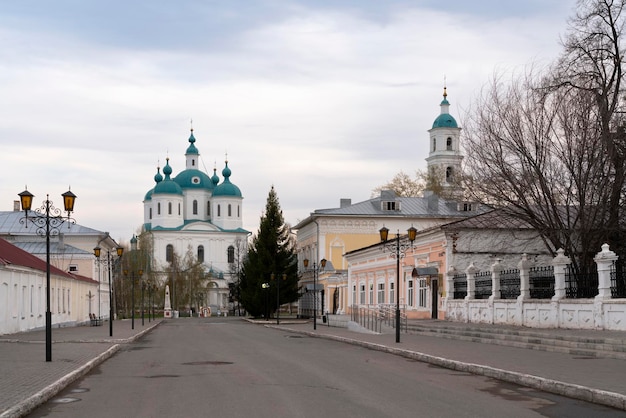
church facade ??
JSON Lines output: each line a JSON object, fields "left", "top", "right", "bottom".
{"left": 141, "top": 129, "right": 249, "bottom": 312}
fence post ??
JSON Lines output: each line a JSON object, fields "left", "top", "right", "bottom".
{"left": 465, "top": 262, "right": 479, "bottom": 300}
{"left": 517, "top": 254, "right": 531, "bottom": 300}
{"left": 489, "top": 258, "right": 503, "bottom": 301}
{"left": 446, "top": 266, "right": 456, "bottom": 300}
{"left": 551, "top": 248, "right": 570, "bottom": 301}
{"left": 594, "top": 243, "right": 618, "bottom": 300}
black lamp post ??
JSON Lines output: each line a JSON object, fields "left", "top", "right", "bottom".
{"left": 18, "top": 188, "right": 77, "bottom": 362}
{"left": 141, "top": 280, "right": 146, "bottom": 326}
{"left": 93, "top": 245, "right": 124, "bottom": 337}
{"left": 303, "top": 258, "right": 327, "bottom": 330}
{"left": 274, "top": 273, "right": 286, "bottom": 325}
{"left": 379, "top": 225, "right": 417, "bottom": 343}
{"left": 124, "top": 235, "right": 143, "bottom": 330}
{"left": 261, "top": 282, "right": 270, "bottom": 320}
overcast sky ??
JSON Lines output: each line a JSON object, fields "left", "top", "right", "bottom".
{"left": 0, "top": 0, "right": 577, "bottom": 244}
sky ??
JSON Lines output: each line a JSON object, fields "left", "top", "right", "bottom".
{"left": 0, "top": 0, "right": 577, "bottom": 245}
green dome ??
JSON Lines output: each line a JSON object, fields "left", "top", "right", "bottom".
{"left": 213, "top": 161, "right": 242, "bottom": 197}
{"left": 174, "top": 169, "right": 214, "bottom": 189}
{"left": 153, "top": 159, "right": 183, "bottom": 195}
{"left": 432, "top": 113, "right": 458, "bottom": 128}
{"left": 186, "top": 130, "right": 199, "bottom": 155}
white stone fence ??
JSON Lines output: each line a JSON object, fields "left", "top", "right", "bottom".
{"left": 444, "top": 244, "right": 626, "bottom": 330}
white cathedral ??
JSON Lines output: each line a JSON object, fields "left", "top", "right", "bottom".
{"left": 141, "top": 129, "right": 249, "bottom": 312}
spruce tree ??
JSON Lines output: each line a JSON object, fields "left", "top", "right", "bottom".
{"left": 240, "top": 186, "right": 298, "bottom": 318}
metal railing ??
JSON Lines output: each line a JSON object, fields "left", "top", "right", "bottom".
{"left": 529, "top": 266, "right": 555, "bottom": 299}
{"left": 565, "top": 265, "right": 598, "bottom": 298}
{"left": 474, "top": 271, "right": 492, "bottom": 299}
{"left": 350, "top": 304, "right": 407, "bottom": 334}
{"left": 610, "top": 260, "right": 626, "bottom": 298}
{"left": 453, "top": 273, "right": 467, "bottom": 299}
{"left": 500, "top": 269, "right": 520, "bottom": 299}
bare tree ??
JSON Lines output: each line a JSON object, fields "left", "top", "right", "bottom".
{"left": 463, "top": 0, "right": 626, "bottom": 268}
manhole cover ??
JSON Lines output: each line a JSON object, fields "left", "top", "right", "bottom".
{"left": 183, "top": 361, "right": 233, "bottom": 366}
{"left": 69, "top": 388, "right": 89, "bottom": 393}
{"left": 52, "top": 397, "right": 80, "bottom": 404}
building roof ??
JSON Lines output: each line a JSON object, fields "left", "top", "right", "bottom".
{"left": 440, "top": 209, "right": 533, "bottom": 231}
{"left": 0, "top": 237, "right": 96, "bottom": 283}
{"left": 212, "top": 161, "right": 242, "bottom": 197}
{"left": 0, "top": 211, "right": 105, "bottom": 236}
{"left": 12, "top": 241, "right": 91, "bottom": 256}
{"left": 294, "top": 191, "right": 486, "bottom": 229}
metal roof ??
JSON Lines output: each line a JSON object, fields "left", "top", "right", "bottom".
{"left": 0, "top": 211, "right": 105, "bottom": 236}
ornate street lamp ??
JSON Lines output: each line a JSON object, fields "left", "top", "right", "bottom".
{"left": 303, "top": 258, "right": 327, "bottom": 330}
{"left": 123, "top": 235, "right": 143, "bottom": 330}
{"left": 94, "top": 245, "right": 124, "bottom": 337}
{"left": 18, "top": 187, "right": 77, "bottom": 362}
{"left": 379, "top": 225, "right": 417, "bottom": 343}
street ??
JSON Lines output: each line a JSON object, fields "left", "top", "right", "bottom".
{"left": 29, "top": 318, "right": 623, "bottom": 417}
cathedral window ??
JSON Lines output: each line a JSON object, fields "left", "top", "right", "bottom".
{"left": 217, "top": 205, "right": 221, "bottom": 217}
{"left": 432, "top": 138, "right": 436, "bottom": 151}
{"left": 198, "top": 245, "right": 204, "bottom": 263}
{"left": 207, "top": 201, "right": 211, "bottom": 216}
{"left": 446, "top": 137, "right": 452, "bottom": 150}
{"left": 193, "top": 200, "right": 198, "bottom": 215}
{"left": 446, "top": 166, "right": 453, "bottom": 182}
{"left": 237, "top": 205, "right": 240, "bottom": 217}
{"left": 192, "top": 159, "right": 195, "bottom": 167}
{"left": 227, "top": 246, "right": 235, "bottom": 264}
{"left": 178, "top": 203, "right": 181, "bottom": 215}
{"left": 228, "top": 204, "right": 232, "bottom": 217}
{"left": 168, "top": 202, "right": 172, "bottom": 215}
{"left": 157, "top": 203, "right": 161, "bottom": 215}
{"left": 166, "top": 244, "right": 174, "bottom": 263}
{"left": 149, "top": 208, "right": 152, "bottom": 219}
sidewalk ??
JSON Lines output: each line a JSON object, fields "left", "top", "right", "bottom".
{"left": 0, "top": 318, "right": 161, "bottom": 418}
{"left": 2, "top": 318, "right": 626, "bottom": 416}
{"left": 270, "top": 320, "right": 626, "bottom": 411}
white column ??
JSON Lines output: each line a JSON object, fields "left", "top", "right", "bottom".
{"left": 465, "top": 262, "right": 478, "bottom": 300}
{"left": 517, "top": 254, "right": 531, "bottom": 300}
{"left": 595, "top": 243, "right": 618, "bottom": 300}
{"left": 551, "top": 248, "right": 571, "bottom": 301}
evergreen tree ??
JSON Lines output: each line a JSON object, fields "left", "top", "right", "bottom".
{"left": 240, "top": 186, "right": 298, "bottom": 318}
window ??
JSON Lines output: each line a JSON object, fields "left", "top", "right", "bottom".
{"left": 178, "top": 203, "right": 181, "bottom": 215}
{"left": 228, "top": 204, "right": 232, "bottom": 217}
{"left": 446, "top": 137, "right": 452, "bottom": 150}
{"left": 149, "top": 208, "right": 152, "bottom": 219}
{"left": 166, "top": 244, "right": 174, "bottom": 263}
{"left": 198, "top": 245, "right": 204, "bottom": 263}
{"left": 227, "top": 246, "right": 235, "bottom": 264}
{"left": 157, "top": 202, "right": 161, "bottom": 215}
{"left": 369, "top": 284, "right": 374, "bottom": 304}
{"left": 359, "top": 284, "right": 366, "bottom": 304}
{"left": 69, "top": 264, "right": 78, "bottom": 272}
{"left": 382, "top": 201, "right": 400, "bottom": 211}
{"left": 168, "top": 202, "right": 172, "bottom": 215}
{"left": 238, "top": 205, "right": 240, "bottom": 217}
{"left": 377, "top": 283, "right": 385, "bottom": 304}
{"left": 217, "top": 205, "right": 221, "bottom": 217}
{"left": 352, "top": 285, "right": 356, "bottom": 305}
{"left": 446, "top": 166, "right": 453, "bottom": 181}
{"left": 432, "top": 137, "right": 436, "bottom": 151}
{"left": 390, "top": 282, "right": 395, "bottom": 305}
{"left": 207, "top": 201, "right": 211, "bottom": 216}
{"left": 192, "top": 158, "right": 195, "bottom": 167}
{"left": 193, "top": 200, "right": 198, "bottom": 215}
{"left": 418, "top": 278, "right": 428, "bottom": 308}
{"left": 408, "top": 280, "right": 414, "bottom": 306}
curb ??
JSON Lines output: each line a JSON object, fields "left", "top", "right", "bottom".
{"left": 0, "top": 321, "right": 162, "bottom": 418}
{"left": 271, "top": 325, "right": 626, "bottom": 411}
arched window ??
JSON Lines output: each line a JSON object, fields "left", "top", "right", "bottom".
{"left": 192, "top": 158, "right": 195, "bottom": 167}
{"left": 237, "top": 205, "right": 240, "bottom": 217}
{"left": 157, "top": 202, "right": 161, "bottom": 215}
{"left": 207, "top": 201, "right": 211, "bottom": 216}
{"left": 228, "top": 204, "right": 232, "bottom": 217}
{"left": 446, "top": 166, "right": 453, "bottom": 181}
{"left": 149, "top": 208, "right": 152, "bottom": 219}
{"left": 193, "top": 200, "right": 198, "bottom": 215}
{"left": 198, "top": 245, "right": 204, "bottom": 263}
{"left": 446, "top": 137, "right": 452, "bottom": 150}
{"left": 166, "top": 244, "right": 174, "bottom": 263}
{"left": 432, "top": 137, "right": 436, "bottom": 151}
{"left": 227, "top": 246, "right": 235, "bottom": 264}
{"left": 178, "top": 203, "right": 181, "bottom": 215}
{"left": 168, "top": 202, "right": 172, "bottom": 215}
{"left": 217, "top": 204, "right": 221, "bottom": 217}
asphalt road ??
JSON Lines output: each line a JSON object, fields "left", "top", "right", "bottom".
{"left": 29, "top": 318, "right": 624, "bottom": 418}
